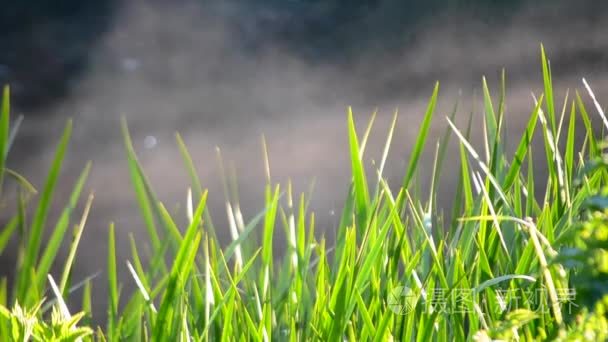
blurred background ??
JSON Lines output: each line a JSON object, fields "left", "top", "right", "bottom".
{"left": 1, "top": 0, "right": 608, "bottom": 323}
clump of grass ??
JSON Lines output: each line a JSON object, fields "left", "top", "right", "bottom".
{"left": 1, "top": 46, "right": 608, "bottom": 340}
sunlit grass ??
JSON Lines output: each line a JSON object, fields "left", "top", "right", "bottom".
{"left": 1, "top": 46, "right": 608, "bottom": 340}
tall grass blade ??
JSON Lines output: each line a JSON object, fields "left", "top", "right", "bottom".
{"left": 0, "top": 86, "right": 10, "bottom": 194}
{"left": 347, "top": 107, "right": 370, "bottom": 227}
{"left": 17, "top": 119, "right": 72, "bottom": 305}
{"left": 403, "top": 82, "right": 439, "bottom": 189}
{"left": 36, "top": 161, "right": 91, "bottom": 291}
{"left": 107, "top": 222, "right": 119, "bottom": 341}
{"left": 59, "top": 193, "right": 94, "bottom": 295}
{"left": 153, "top": 192, "right": 207, "bottom": 340}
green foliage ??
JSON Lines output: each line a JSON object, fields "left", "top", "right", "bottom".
{"left": 1, "top": 47, "right": 608, "bottom": 340}
{"left": 549, "top": 155, "right": 608, "bottom": 340}
{"left": 0, "top": 301, "right": 93, "bottom": 342}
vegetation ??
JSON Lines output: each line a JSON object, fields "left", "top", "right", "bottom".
{"left": 1, "top": 47, "right": 608, "bottom": 340}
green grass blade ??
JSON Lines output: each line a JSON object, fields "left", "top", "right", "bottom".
{"left": 36, "top": 162, "right": 91, "bottom": 291}
{"left": 565, "top": 101, "right": 576, "bottom": 179}
{"left": 107, "top": 223, "right": 119, "bottom": 341}
{"left": 175, "top": 133, "right": 203, "bottom": 198}
{"left": 153, "top": 192, "right": 207, "bottom": 339}
{"left": 541, "top": 44, "right": 556, "bottom": 132}
{"left": 0, "top": 217, "right": 18, "bottom": 255}
{"left": 403, "top": 82, "right": 439, "bottom": 190}
{"left": 576, "top": 91, "right": 599, "bottom": 158}
{"left": 4, "top": 168, "right": 37, "bottom": 195}
{"left": 347, "top": 107, "right": 370, "bottom": 227}
{"left": 0, "top": 86, "right": 10, "bottom": 194}
{"left": 121, "top": 118, "right": 162, "bottom": 253}
{"left": 17, "top": 119, "right": 72, "bottom": 305}
{"left": 503, "top": 97, "right": 542, "bottom": 190}
{"left": 482, "top": 76, "right": 498, "bottom": 160}
{"left": 59, "top": 193, "right": 94, "bottom": 294}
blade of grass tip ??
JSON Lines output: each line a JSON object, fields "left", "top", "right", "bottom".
{"left": 261, "top": 135, "right": 271, "bottom": 184}
{"left": 175, "top": 132, "right": 203, "bottom": 198}
{"left": 17, "top": 119, "right": 72, "bottom": 304}
{"left": 215, "top": 146, "right": 233, "bottom": 202}
{"left": 227, "top": 161, "right": 239, "bottom": 211}
{"left": 37, "top": 162, "right": 91, "bottom": 291}
{"left": 4, "top": 168, "right": 37, "bottom": 195}
{"left": 358, "top": 107, "right": 377, "bottom": 158}
{"left": 427, "top": 142, "right": 440, "bottom": 216}
{"left": 48, "top": 274, "right": 71, "bottom": 319}
{"left": 177, "top": 134, "right": 216, "bottom": 235}
{"left": 565, "top": 101, "right": 576, "bottom": 185}
{"left": 226, "top": 200, "right": 243, "bottom": 270}
{"left": 482, "top": 76, "right": 498, "bottom": 162}
{"left": 541, "top": 44, "right": 556, "bottom": 132}
{"left": 0, "top": 86, "right": 10, "bottom": 195}
{"left": 60, "top": 193, "right": 94, "bottom": 295}
{"left": 121, "top": 117, "right": 162, "bottom": 253}
{"left": 498, "top": 69, "right": 506, "bottom": 121}
{"left": 107, "top": 223, "right": 119, "bottom": 338}
{"left": 376, "top": 110, "right": 398, "bottom": 186}
{"left": 403, "top": 82, "right": 439, "bottom": 189}
{"left": 347, "top": 107, "right": 370, "bottom": 226}
{"left": 582, "top": 78, "right": 608, "bottom": 130}
{"left": 228, "top": 161, "right": 246, "bottom": 234}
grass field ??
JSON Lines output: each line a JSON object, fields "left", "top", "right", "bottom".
{"left": 1, "top": 47, "right": 608, "bottom": 341}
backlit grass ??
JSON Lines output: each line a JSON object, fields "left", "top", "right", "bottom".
{"left": 1, "top": 46, "right": 608, "bottom": 341}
